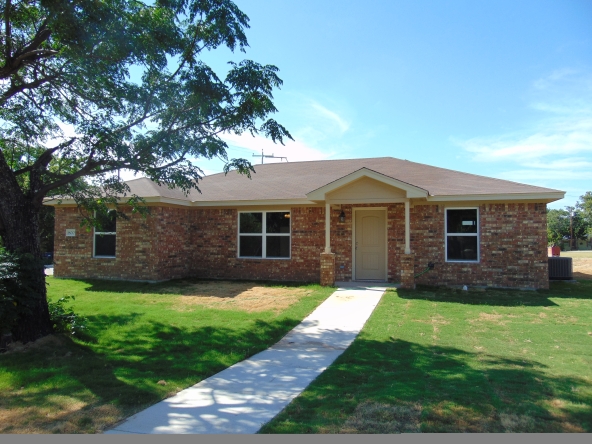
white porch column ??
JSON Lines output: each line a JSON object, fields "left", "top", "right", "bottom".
{"left": 405, "top": 199, "right": 411, "bottom": 254}
{"left": 325, "top": 202, "right": 331, "bottom": 253}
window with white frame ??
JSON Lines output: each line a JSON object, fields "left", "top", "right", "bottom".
{"left": 94, "top": 210, "right": 117, "bottom": 257}
{"left": 238, "top": 211, "right": 290, "bottom": 258}
{"left": 445, "top": 208, "right": 479, "bottom": 262}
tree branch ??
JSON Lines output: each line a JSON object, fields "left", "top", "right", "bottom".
{"left": 4, "top": 0, "right": 12, "bottom": 61}
{"left": 13, "top": 23, "right": 51, "bottom": 61}
{"left": 1, "top": 73, "right": 57, "bottom": 103}
{"left": 13, "top": 138, "right": 77, "bottom": 176}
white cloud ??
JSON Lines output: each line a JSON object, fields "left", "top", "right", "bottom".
{"left": 496, "top": 169, "right": 592, "bottom": 182}
{"left": 533, "top": 68, "right": 579, "bottom": 90}
{"left": 455, "top": 69, "right": 592, "bottom": 194}
{"left": 221, "top": 131, "right": 334, "bottom": 163}
{"left": 309, "top": 101, "right": 350, "bottom": 133}
{"left": 460, "top": 118, "right": 592, "bottom": 163}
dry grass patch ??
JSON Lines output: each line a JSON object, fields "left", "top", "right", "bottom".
{"left": 0, "top": 392, "right": 124, "bottom": 434}
{"left": 499, "top": 413, "right": 537, "bottom": 432}
{"left": 2, "top": 334, "right": 64, "bottom": 355}
{"left": 469, "top": 312, "right": 508, "bottom": 325}
{"left": 160, "top": 281, "right": 313, "bottom": 313}
{"left": 573, "top": 258, "right": 592, "bottom": 280}
{"left": 340, "top": 401, "right": 422, "bottom": 434}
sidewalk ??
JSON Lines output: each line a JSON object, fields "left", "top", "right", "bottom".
{"left": 106, "top": 284, "right": 387, "bottom": 434}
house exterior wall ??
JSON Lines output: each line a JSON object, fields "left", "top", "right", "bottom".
{"left": 412, "top": 202, "right": 549, "bottom": 289}
{"left": 191, "top": 206, "right": 325, "bottom": 282}
{"left": 54, "top": 205, "right": 326, "bottom": 282}
{"left": 54, "top": 206, "right": 161, "bottom": 280}
{"left": 53, "top": 201, "right": 549, "bottom": 289}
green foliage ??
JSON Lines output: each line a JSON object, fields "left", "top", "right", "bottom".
{"left": 547, "top": 208, "right": 570, "bottom": 245}
{"left": 47, "top": 296, "right": 86, "bottom": 335}
{"left": 577, "top": 191, "right": 592, "bottom": 236}
{"left": 547, "top": 201, "right": 591, "bottom": 246}
{"left": 1, "top": 0, "right": 292, "bottom": 227}
{"left": 0, "top": 248, "right": 44, "bottom": 334}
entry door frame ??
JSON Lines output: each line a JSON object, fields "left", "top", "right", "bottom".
{"left": 352, "top": 207, "right": 388, "bottom": 281}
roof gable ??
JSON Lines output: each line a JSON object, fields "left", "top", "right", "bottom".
{"left": 307, "top": 168, "right": 428, "bottom": 201}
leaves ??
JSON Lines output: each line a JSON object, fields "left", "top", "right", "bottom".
{"left": 0, "top": 0, "right": 291, "bottom": 223}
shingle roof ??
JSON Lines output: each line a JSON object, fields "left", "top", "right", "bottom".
{"left": 124, "top": 157, "right": 563, "bottom": 202}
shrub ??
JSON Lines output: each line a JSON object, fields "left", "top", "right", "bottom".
{"left": 48, "top": 296, "right": 86, "bottom": 335}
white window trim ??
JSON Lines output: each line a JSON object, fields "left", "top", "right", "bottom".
{"left": 238, "top": 210, "right": 291, "bottom": 259}
{"left": 445, "top": 207, "right": 480, "bottom": 263}
{"left": 93, "top": 211, "right": 117, "bottom": 258}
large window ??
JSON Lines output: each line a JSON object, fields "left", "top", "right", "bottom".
{"left": 445, "top": 208, "right": 479, "bottom": 262}
{"left": 94, "top": 210, "right": 117, "bottom": 257}
{"left": 239, "top": 211, "right": 290, "bottom": 258}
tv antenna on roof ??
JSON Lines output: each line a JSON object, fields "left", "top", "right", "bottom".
{"left": 253, "top": 150, "right": 288, "bottom": 164}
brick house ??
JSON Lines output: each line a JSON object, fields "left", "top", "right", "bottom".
{"left": 48, "top": 157, "right": 564, "bottom": 289}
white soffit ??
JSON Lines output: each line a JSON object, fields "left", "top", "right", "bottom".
{"left": 306, "top": 167, "right": 429, "bottom": 201}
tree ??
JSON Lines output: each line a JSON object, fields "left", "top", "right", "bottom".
{"left": 547, "top": 204, "right": 590, "bottom": 248}
{"left": 547, "top": 208, "right": 570, "bottom": 246}
{"left": 576, "top": 191, "right": 592, "bottom": 237}
{"left": 0, "top": 0, "right": 292, "bottom": 343}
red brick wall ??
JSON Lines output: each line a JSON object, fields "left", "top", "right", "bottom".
{"left": 191, "top": 206, "right": 325, "bottom": 282}
{"left": 53, "top": 201, "right": 549, "bottom": 289}
{"left": 54, "top": 205, "right": 326, "bottom": 282}
{"left": 412, "top": 203, "right": 549, "bottom": 289}
{"left": 54, "top": 206, "right": 160, "bottom": 280}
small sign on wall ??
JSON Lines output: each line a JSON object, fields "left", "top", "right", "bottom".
{"left": 66, "top": 229, "right": 76, "bottom": 237}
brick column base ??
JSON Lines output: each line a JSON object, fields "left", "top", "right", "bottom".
{"left": 400, "top": 254, "right": 415, "bottom": 289}
{"left": 320, "top": 252, "right": 336, "bottom": 286}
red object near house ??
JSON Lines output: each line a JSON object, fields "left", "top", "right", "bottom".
{"left": 548, "top": 246, "right": 561, "bottom": 257}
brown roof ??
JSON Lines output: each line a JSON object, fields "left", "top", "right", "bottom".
{"left": 124, "top": 157, "right": 563, "bottom": 202}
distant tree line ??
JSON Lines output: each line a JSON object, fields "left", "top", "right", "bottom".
{"left": 547, "top": 191, "right": 592, "bottom": 249}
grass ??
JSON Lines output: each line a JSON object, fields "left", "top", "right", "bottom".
{"left": 260, "top": 280, "right": 592, "bottom": 433}
{"left": 0, "top": 277, "right": 333, "bottom": 434}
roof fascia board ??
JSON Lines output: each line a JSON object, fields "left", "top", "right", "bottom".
{"left": 45, "top": 197, "right": 315, "bottom": 207}
{"left": 327, "top": 198, "right": 408, "bottom": 204}
{"left": 44, "top": 196, "right": 193, "bottom": 207}
{"left": 427, "top": 192, "right": 565, "bottom": 203}
{"left": 306, "top": 168, "right": 428, "bottom": 200}
{"left": 191, "top": 199, "right": 316, "bottom": 207}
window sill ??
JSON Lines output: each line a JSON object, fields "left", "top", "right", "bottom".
{"left": 93, "top": 256, "right": 116, "bottom": 259}
{"left": 238, "top": 257, "right": 291, "bottom": 260}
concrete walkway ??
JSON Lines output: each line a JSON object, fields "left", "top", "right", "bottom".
{"left": 106, "top": 284, "right": 388, "bottom": 434}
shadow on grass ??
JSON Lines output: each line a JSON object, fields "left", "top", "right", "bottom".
{"left": 396, "top": 286, "right": 559, "bottom": 307}
{"left": 260, "top": 338, "right": 592, "bottom": 433}
{"left": 0, "top": 314, "right": 302, "bottom": 433}
{"left": 397, "top": 280, "right": 592, "bottom": 306}
{"left": 71, "top": 277, "right": 317, "bottom": 297}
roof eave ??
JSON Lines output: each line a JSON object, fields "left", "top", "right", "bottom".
{"left": 426, "top": 191, "right": 565, "bottom": 203}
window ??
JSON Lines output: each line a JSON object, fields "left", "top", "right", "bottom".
{"left": 239, "top": 211, "right": 290, "bottom": 258}
{"left": 445, "top": 208, "right": 478, "bottom": 262}
{"left": 94, "top": 210, "right": 117, "bottom": 257}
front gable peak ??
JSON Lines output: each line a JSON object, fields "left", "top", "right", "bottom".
{"left": 306, "top": 167, "right": 428, "bottom": 202}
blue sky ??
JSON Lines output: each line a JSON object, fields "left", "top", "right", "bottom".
{"left": 193, "top": 0, "right": 592, "bottom": 209}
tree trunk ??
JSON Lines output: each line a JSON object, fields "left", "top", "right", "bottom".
{"left": 0, "top": 154, "right": 53, "bottom": 343}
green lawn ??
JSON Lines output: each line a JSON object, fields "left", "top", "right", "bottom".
{"left": 0, "top": 277, "right": 333, "bottom": 434}
{"left": 260, "top": 281, "right": 592, "bottom": 433}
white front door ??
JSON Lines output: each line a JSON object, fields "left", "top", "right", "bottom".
{"left": 354, "top": 209, "right": 386, "bottom": 280}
